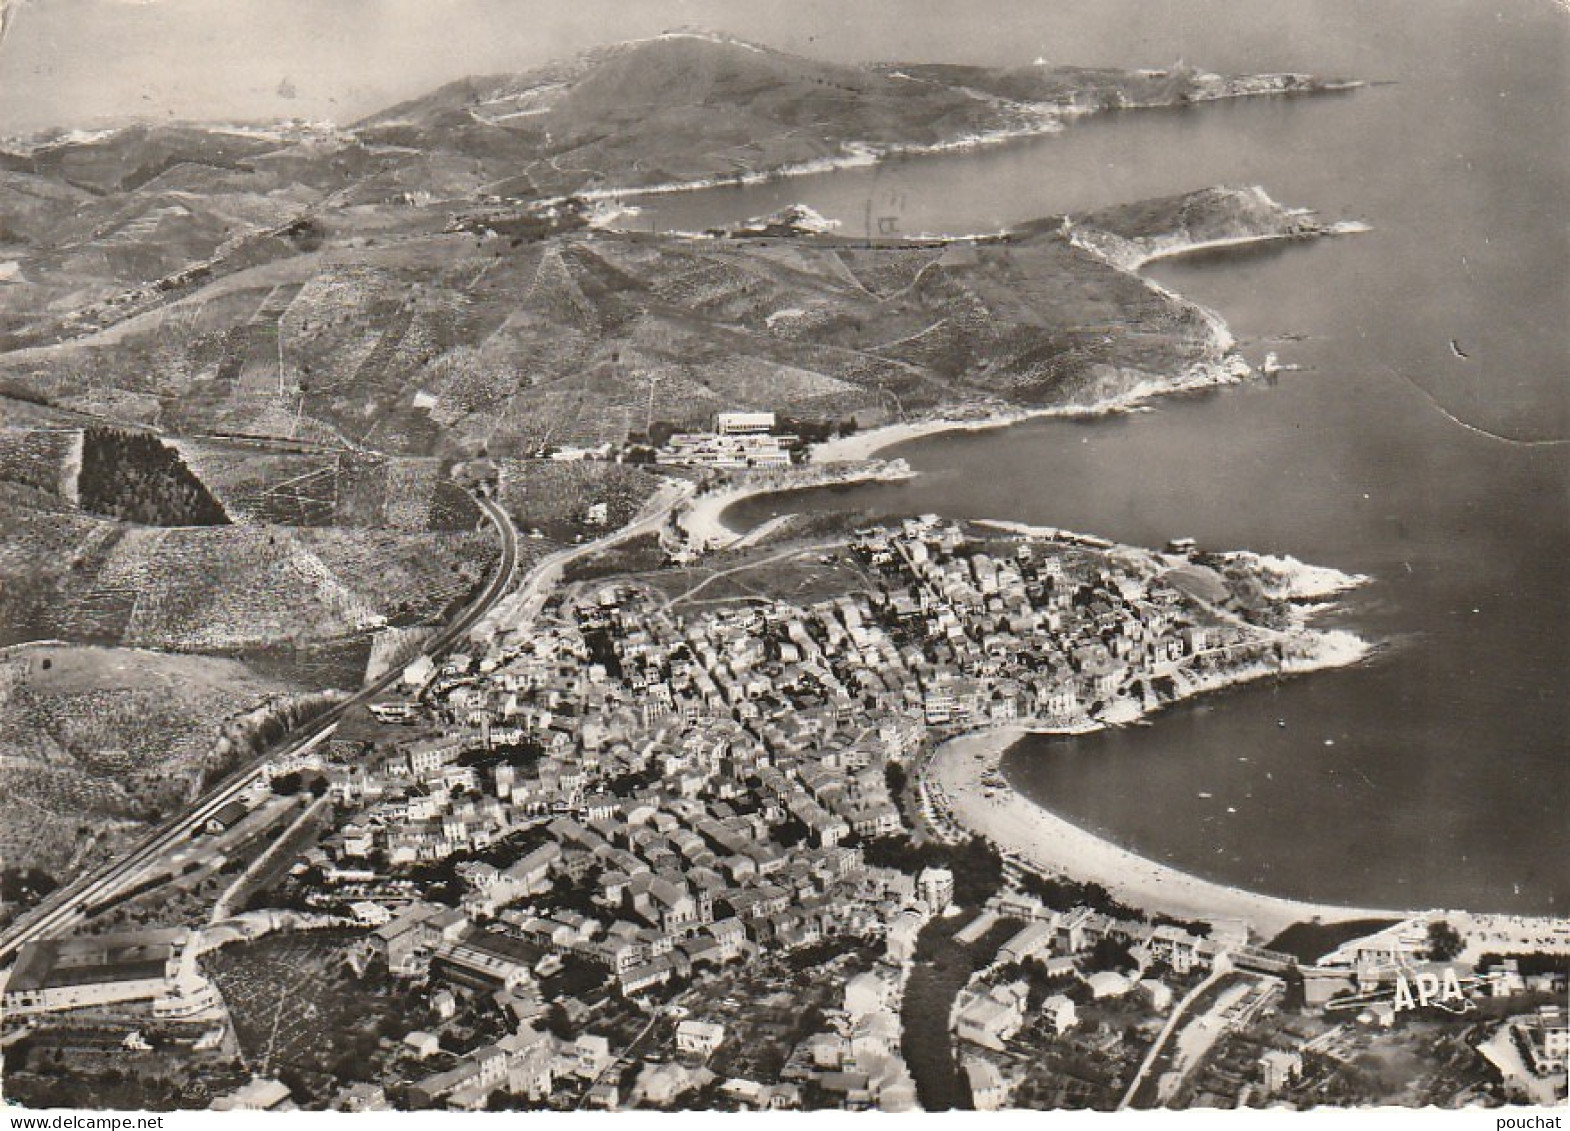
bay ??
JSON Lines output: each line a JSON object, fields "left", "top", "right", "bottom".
{"left": 703, "top": 0, "right": 1568, "bottom": 914}
{"left": 7, "top": 0, "right": 1561, "bottom": 914}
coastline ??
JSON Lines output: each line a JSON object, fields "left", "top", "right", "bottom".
{"left": 925, "top": 724, "right": 1410, "bottom": 939}
{"left": 542, "top": 115, "right": 1069, "bottom": 208}
{"left": 1067, "top": 205, "right": 1373, "bottom": 274}
{"left": 644, "top": 175, "right": 1435, "bottom": 943}
{"left": 546, "top": 79, "right": 1361, "bottom": 210}
{"left": 1123, "top": 220, "right": 1373, "bottom": 270}
{"left": 676, "top": 458, "right": 916, "bottom": 551}
{"left": 809, "top": 353, "right": 1252, "bottom": 467}
{"left": 806, "top": 211, "right": 1357, "bottom": 469}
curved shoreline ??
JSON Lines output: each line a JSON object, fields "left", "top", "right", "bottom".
{"left": 671, "top": 205, "right": 1461, "bottom": 941}
{"left": 924, "top": 725, "right": 1413, "bottom": 939}
{"left": 678, "top": 458, "right": 915, "bottom": 551}
{"left": 806, "top": 356, "right": 1251, "bottom": 468}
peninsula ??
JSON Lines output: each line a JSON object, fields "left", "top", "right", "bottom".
{"left": 4, "top": 32, "right": 1562, "bottom": 1117}
{"left": 0, "top": 33, "right": 1362, "bottom": 920}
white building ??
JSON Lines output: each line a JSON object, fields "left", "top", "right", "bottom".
{"left": 3, "top": 929, "right": 196, "bottom": 1017}
{"left": 404, "top": 1031, "right": 442, "bottom": 1059}
{"left": 576, "top": 1034, "right": 613, "bottom": 1078}
{"left": 1042, "top": 993, "right": 1078, "bottom": 1036}
{"left": 917, "top": 866, "right": 955, "bottom": 913}
{"left": 954, "top": 982, "right": 1027, "bottom": 1051}
{"left": 1085, "top": 970, "right": 1134, "bottom": 1000}
{"left": 675, "top": 1019, "right": 727, "bottom": 1058}
{"left": 1259, "top": 1049, "right": 1303, "bottom": 1094}
{"left": 964, "top": 1056, "right": 1010, "bottom": 1111}
{"left": 658, "top": 431, "right": 792, "bottom": 469}
{"left": 1138, "top": 978, "right": 1174, "bottom": 1012}
{"left": 210, "top": 1078, "right": 292, "bottom": 1111}
{"left": 716, "top": 411, "right": 776, "bottom": 435}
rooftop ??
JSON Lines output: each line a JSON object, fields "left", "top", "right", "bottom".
{"left": 6, "top": 928, "right": 187, "bottom": 995}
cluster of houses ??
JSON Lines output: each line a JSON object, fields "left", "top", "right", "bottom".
{"left": 8, "top": 482, "right": 1569, "bottom": 1114}
{"left": 224, "top": 518, "right": 1303, "bottom": 1108}
{"left": 852, "top": 517, "right": 1260, "bottom": 728}
{"left": 12, "top": 514, "right": 1535, "bottom": 1112}
{"left": 953, "top": 892, "right": 1234, "bottom": 1038}
{"left": 784, "top": 967, "right": 920, "bottom": 1111}
{"left": 403, "top": 1024, "right": 557, "bottom": 1110}
{"left": 943, "top": 889, "right": 1570, "bottom": 1108}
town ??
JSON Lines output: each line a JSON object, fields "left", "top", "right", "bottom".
{"left": 3, "top": 515, "right": 1565, "bottom": 1111}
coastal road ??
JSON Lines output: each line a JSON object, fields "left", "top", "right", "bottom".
{"left": 1119, "top": 967, "right": 1229, "bottom": 1109}
{"left": 0, "top": 493, "right": 520, "bottom": 966}
{"left": 485, "top": 477, "right": 693, "bottom": 636}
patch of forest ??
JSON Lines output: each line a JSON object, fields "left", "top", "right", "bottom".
{"left": 78, "top": 427, "right": 230, "bottom": 526}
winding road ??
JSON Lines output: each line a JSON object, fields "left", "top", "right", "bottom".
{"left": 480, "top": 477, "right": 693, "bottom": 637}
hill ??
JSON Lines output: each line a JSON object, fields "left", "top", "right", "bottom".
{"left": 0, "top": 34, "right": 1350, "bottom": 351}
{"left": 0, "top": 428, "right": 508, "bottom": 681}
{"left": 1068, "top": 185, "right": 1337, "bottom": 269}
{"left": 360, "top": 32, "right": 1020, "bottom": 199}
{"left": 0, "top": 643, "right": 298, "bottom": 891}
{"left": 0, "top": 199, "right": 1256, "bottom": 459}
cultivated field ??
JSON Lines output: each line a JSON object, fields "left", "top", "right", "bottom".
{"left": 204, "top": 930, "right": 447, "bottom": 1104}
{"left": 0, "top": 197, "right": 1230, "bottom": 463}
{"left": 0, "top": 643, "right": 294, "bottom": 884}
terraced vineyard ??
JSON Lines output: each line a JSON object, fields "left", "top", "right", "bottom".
{"left": 2, "top": 193, "right": 1233, "bottom": 462}
{"left": 0, "top": 427, "right": 509, "bottom": 671}
{"left": 0, "top": 644, "right": 295, "bottom": 881}
{"left": 0, "top": 427, "right": 79, "bottom": 500}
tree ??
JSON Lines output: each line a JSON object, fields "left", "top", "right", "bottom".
{"left": 76, "top": 427, "right": 229, "bottom": 527}
{"left": 1084, "top": 936, "right": 1135, "bottom": 974}
{"left": 543, "top": 1002, "right": 574, "bottom": 1040}
{"left": 1426, "top": 919, "right": 1463, "bottom": 962}
{"left": 1, "top": 865, "right": 58, "bottom": 904}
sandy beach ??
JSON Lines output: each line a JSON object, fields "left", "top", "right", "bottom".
{"left": 926, "top": 725, "right": 1413, "bottom": 939}
{"left": 810, "top": 410, "right": 1062, "bottom": 465}
{"left": 676, "top": 458, "right": 915, "bottom": 550}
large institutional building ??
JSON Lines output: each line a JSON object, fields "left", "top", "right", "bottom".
{"left": 2, "top": 928, "right": 201, "bottom": 1017}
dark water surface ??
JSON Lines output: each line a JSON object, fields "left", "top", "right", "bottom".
{"left": 12, "top": 1, "right": 1559, "bottom": 911}
{"left": 706, "top": 2, "right": 1568, "bottom": 913}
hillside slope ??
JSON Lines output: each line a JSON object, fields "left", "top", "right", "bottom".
{"left": 0, "top": 34, "right": 1351, "bottom": 350}
{"left": 1, "top": 189, "right": 1275, "bottom": 460}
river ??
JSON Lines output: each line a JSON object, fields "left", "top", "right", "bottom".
{"left": 686, "top": 0, "right": 1569, "bottom": 916}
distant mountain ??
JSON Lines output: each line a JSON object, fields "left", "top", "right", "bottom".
{"left": 0, "top": 32, "right": 1349, "bottom": 353}
{"left": 0, "top": 123, "right": 332, "bottom": 196}
{"left": 353, "top": 31, "right": 1024, "bottom": 199}
{"left": 0, "top": 33, "right": 1356, "bottom": 364}
{"left": 351, "top": 34, "right": 1344, "bottom": 200}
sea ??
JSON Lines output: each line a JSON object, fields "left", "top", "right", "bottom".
{"left": 660, "top": 1, "right": 1568, "bottom": 916}
{"left": 5, "top": 1, "right": 1563, "bottom": 913}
